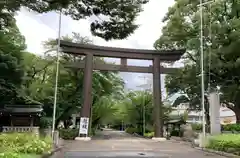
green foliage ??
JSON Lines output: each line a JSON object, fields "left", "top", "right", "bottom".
{"left": 155, "top": 0, "right": 240, "bottom": 123}
{"left": 18, "top": 33, "right": 125, "bottom": 129}
{"left": 39, "top": 117, "right": 52, "bottom": 129}
{"left": 170, "top": 130, "right": 183, "bottom": 137}
{"left": 222, "top": 124, "right": 240, "bottom": 132}
{"left": 0, "top": 152, "right": 20, "bottom": 158}
{"left": 2, "top": 0, "right": 149, "bottom": 40}
{"left": 144, "top": 132, "right": 154, "bottom": 138}
{"left": 59, "top": 129, "right": 78, "bottom": 140}
{"left": 182, "top": 111, "right": 188, "bottom": 122}
{"left": 191, "top": 123, "right": 202, "bottom": 131}
{"left": 92, "top": 95, "right": 118, "bottom": 127}
{"left": 1, "top": 0, "right": 156, "bottom": 140}
{"left": 0, "top": 15, "right": 26, "bottom": 106}
{"left": 111, "top": 91, "right": 171, "bottom": 136}
{"left": 0, "top": 133, "right": 52, "bottom": 158}
{"left": 207, "top": 134, "right": 240, "bottom": 156}
{"left": 125, "top": 127, "right": 139, "bottom": 134}
{"left": 116, "top": 91, "right": 154, "bottom": 135}
{"left": 191, "top": 123, "right": 240, "bottom": 132}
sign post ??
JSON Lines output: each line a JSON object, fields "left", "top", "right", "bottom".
{"left": 79, "top": 117, "right": 89, "bottom": 136}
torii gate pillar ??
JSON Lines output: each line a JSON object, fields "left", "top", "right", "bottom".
{"left": 152, "top": 57, "right": 165, "bottom": 140}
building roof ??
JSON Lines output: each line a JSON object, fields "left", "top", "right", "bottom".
{"left": 0, "top": 105, "right": 43, "bottom": 114}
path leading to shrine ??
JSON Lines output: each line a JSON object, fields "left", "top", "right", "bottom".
{"left": 52, "top": 129, "right": 226, "bottom": 158}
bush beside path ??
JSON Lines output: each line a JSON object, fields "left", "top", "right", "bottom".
{"left": 206, "top": 134, "right": 240, "bottom": 156}
{"left": 0, "top": 133, "right": 53, "bottom": 158}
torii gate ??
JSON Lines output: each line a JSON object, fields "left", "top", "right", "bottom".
{"left": 60, "top": 40, "right": 185, "bottom": 140}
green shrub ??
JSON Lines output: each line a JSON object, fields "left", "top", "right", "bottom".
{"left": 170, "top": 130, "right": 181, "bottom": 137}
{"left": 191, "top": 123, "right": 202, "bottom": 131}
{"left": 125, "top": 127, "right": 138, "bottom": 134}
{"left": 59, "top": 128, "right": 78, "bottom": 140}
{"left": 207, "top": 134, "right": 240, "bottom": 156}
{"left": 18, "top": 136, "right": 52, "bottom": 154}
{"left": 144, "top": 132, "right": 154, "bottom": 138}
{"left": 90, "top": 128, "right": 96, "bottom": 136}
{"left": 222, "top": 124, "right": 240, "bottom": 132}
{"left": 39, "top": 117, "right": 52, "bottom": 129}
{"left": 0, "top": 153, "right": 38, "bottom": 158}
{"left": 0, "top": 133, "right": 52, "bottom": 157}
{"left": 191, "top": 123, "right": 240, "bottom": 132}
{"left": 0, "top": 152, "right": 20, "bottom": 158}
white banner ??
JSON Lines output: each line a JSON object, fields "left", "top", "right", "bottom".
{"left": 79, "top": 117, "right": 89, "bottom": 135}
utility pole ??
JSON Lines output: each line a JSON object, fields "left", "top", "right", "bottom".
{"left": 137, "top": 75, "right": 152, "bottom": 135}
{"left": 52, "top": 9, "right": 62, "bottom": 139}
{"left": 143, "top": 90, "right": 146, "bottom": 135}
{"left": 199, "top": 0, "right": 206, "bottom": 139}
{"left": 198, "top": 0, "right": 214, "bottom": 141}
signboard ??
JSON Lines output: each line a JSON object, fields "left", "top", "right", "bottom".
{"left": 79, "top": 117, "right": 89, "bottom": 135}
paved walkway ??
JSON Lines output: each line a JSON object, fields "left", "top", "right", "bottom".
{"left": 52, "top": 129, "right": 226, "bottom": 158}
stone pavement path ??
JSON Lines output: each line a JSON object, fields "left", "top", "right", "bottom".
{"left": 51, "top": 129, "right": 226, "bottom": 158}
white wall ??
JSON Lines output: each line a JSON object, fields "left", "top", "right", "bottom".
{"left": 171, "top": 103, "right": 236, "bottom": 124}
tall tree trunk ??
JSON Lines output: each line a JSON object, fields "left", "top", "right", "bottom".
{"left": 205, "top": 111, "right": 211, "bottom": 133}
{"left": 204, "top": 97, "right": 210, "bottom": 133}
{"left": 234, "top": 107, "right": 240, "bottom": 124}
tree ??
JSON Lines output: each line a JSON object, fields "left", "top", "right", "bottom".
{"left": 112, "top": 90, "right": 171, "bottom": 135}
{"left": 21, "top": 52, "right": 54, "bottom": 99}
{"left": 154, "top": 0, "right": 240, "bottom": 123}
{"left": 3, "top": 0, "right": 149, "bottom": 40}
{"left": 41, "top": 32, "right": 125, "bottom": 128}
{"left": 0, "top": 14, "right": 27, "bottom": 106}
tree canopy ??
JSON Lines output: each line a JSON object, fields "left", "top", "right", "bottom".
{"left": 155, "top": 0, "right": 240, "bottom": 123}
{"left": 3, "top": 0, "right": 149, "bottom": 40}
{"left": 0, "top": 13, "right": 27, "bottom": 106}
{"left": 0, "top": 0, "right": 194, "bottom": 136}
{"left": 110, "top": 90, "right": 172, "bottom": 135}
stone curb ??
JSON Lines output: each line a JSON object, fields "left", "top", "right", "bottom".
{"left": 41, "top": 146, "right": 63, "bottom": 158}
{"left": 194, "top": 147, "right": 240, "bottom": 158}
{"left": 132, "top": 133, "right": 173, "bottom": 140}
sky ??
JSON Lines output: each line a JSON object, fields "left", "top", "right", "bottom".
{"left": 15, "top": 0, "right": 177, "bottom": 100}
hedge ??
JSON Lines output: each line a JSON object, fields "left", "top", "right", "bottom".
{"left": 191, "top": 123, "right": 240, "bottom": 132}
{"left": 0, "top": 133, "right": 52, "bottom": 158}
{"left": 207, "top": 134, "right": 240, "bottom": 156}
{"left": 170, "top": 130, "right": 184, "bottom": 137}
{"left": 191, "top": 123, "right": 202, "bottom": 131}
{"left": 59, "top": 128, "right": 97, "bottom": 140}
{"left": 59, "top": 128, "right": 79, "bottom": 140}
{"left": 222, "top": 124, "right": 240, "bottom": 132}
{"left": 125, "top": 127, "right": 139, "bottom": 134}
{"left": 144, "top": 132, "right": 154, "bottom": 138}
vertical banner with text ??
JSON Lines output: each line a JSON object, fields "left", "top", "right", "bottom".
{"left": 79, "top": 117, "right": 89, "bottom": 135}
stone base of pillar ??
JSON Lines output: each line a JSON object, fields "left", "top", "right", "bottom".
{"left": 152, "top": 137, "right": 167, "bottom": 141}
{"left": 75, "top": 137, "right": 91, "bottom": 141}
{"left": 198, "top": 133, "right": 210, "bottom": 148}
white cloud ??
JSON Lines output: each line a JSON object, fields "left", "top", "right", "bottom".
{"left": 15, "top": 10, "right": 57, "bottom": 55}
{"left": 15, "top": 0, "right": 176, "bottom": 94}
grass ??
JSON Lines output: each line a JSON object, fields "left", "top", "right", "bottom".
{"left": 19, "top": 154, "right": 39, "bottom": 158}
{"left": 209, "top": 133, "right": 240, "bottom": 140}
{"left": 144, "top": 132, "right": 154, "bottom": 138}
{"left": 207, "top": 134, "right": 240, "bottom": 156}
